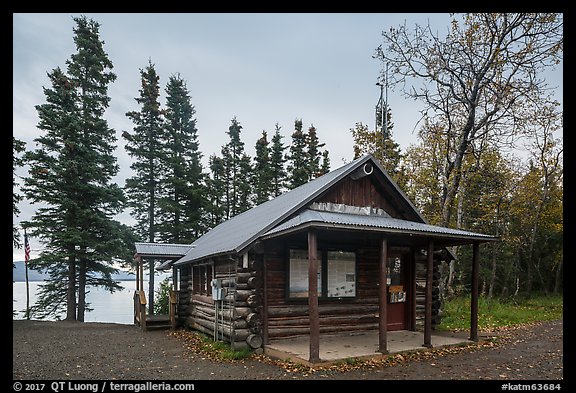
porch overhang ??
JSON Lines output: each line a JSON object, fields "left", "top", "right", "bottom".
{"left": 134, "top": 242, "right": 195, "bottom": 271}
{"left": 261, "top": 209, "right": 499, "bottom": 248}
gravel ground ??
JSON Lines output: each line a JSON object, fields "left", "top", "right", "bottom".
{"left": 12, "top": 319, "right": 563, "bottom": 381}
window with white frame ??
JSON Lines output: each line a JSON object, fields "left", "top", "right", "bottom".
{"left": 288, "top": 249, "right": 322, "bottom": 298}
{"left": 288, "top": 249, "right": 356, "bottom": 299}
{"left": 327, "top": 251, "right": 356, "bottom": 297}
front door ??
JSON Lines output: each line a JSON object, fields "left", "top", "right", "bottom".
{"left": 387, "top": 251, "right": 410, "bottom": 331}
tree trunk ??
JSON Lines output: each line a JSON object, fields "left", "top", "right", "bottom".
{"left": 513, "top": 250, "right": 521, "bottom": 297}
{"left": 535, "top": 256, "right": 549, "bottom": 296}
{"left": 525, "top": 236, "right": 534, "bottom": 294}
{"left": 441, "top": 129, "right": 471, "bottom": 227}
{"left": 66, "top": 254, "right": 77, "bottom": 321}
{"left": 553, "top": 255, "right": 563, "bottom": 294}
{"left": 77, "top": 257, "right": 86, "bottom": 322}
{"left": 148, "top": 152, "right": 156, "bottom": 314}
{"left": 488, "top": 241, "right": 497, "bottom": 299}
{"left": 444, "top": 177, "right": 466, "bottom": 299}
{"left": 148, "top": 259, "right": 155, "bottom": 315}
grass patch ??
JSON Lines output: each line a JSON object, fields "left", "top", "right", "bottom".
{"left": 438, "top": 293, "right": 563, "bottom": 331}
{"left": 196, "top": 333, "right": 252, "bottom": 360}
{"left": 172, "top": 329, "right": 253, "bottom": 361}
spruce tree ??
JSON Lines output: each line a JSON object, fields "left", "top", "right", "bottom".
{"left": 286, "top": 119, "right": 309, "bottom": 189}
{"left": 319, "top": 150, "right": 331, "bottom": 176}
{"left": 253, "top": 131, "right": 273, "bottom": 205}
{"left": 270, "top": 123, "right": 287, "bottom": 197}
{"left": 23, "top": 16, "right": 129, "bottom": 321}
{"left": 158, "top": 74, "right": 205, "bottom": 243}
{"left": 124, "top": 59, "right": 165, "bottom": 313}
{"left": 238, "top": 154, "right": 254, "bottom": 213}
{"left": 205, "top": 154, "right": 226, "bottom": 227}
{"left": 13, "top": 137, "right": 25, "bottom": 248}
{"left": 306, "top": 124, "right": 326, "bottom": 179}
{"left": 221, "top": 117, "right": 250, "bottom": 217}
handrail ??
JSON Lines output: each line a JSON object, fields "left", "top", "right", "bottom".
{"left": 133, "top": 290, "right": 147, "bottom": 331}
{"left": 169, "top": 289, "right": 178, "bottom": 330}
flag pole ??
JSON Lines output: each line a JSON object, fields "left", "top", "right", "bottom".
{"left": 24, "top": 228, "right": 30, "bottom": 320}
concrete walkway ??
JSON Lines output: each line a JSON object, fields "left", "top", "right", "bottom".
{"left": 265, "top": 329, "right": 472, "bottom": 366}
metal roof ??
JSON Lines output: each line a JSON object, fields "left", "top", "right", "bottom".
{"left": 174, "top": 154, "right": 495, "bottom": 266}
{"left": 135, "top": 242, "right": 194, "bottom": 258}
{"left": 263, "top": 209, "right": 498, "bottom": 242}
{"left": 175, "top": 155, "right": 378, "bottom": 265}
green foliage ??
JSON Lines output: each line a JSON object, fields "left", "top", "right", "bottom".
{"left": 157, "top": 74, "right": 205, "bottom": 243}
{"left": 438, "top": 294, "right": 563, "bottom": 331}
{"left": 23, "top": 16, "right": 129, "bottom": 321}
{"left": 253, "top": 131, "right": 273, "bottom": 205}
{"left": 124, "top": 59, "right": 165, "bottom": 243}
{"left": 286, "top": 119, "right": 330, "bottom": 189}
{"left": 220, "top": 117, "right": 253, "bottom": 218}
{"left": 397, "top": 120, "right": 445, "bottom": 225}
{"left": 306, "top": 124, "right": 325, "bottom": 178}
{"left": 205, "top": 155, "right": 227, "bottom": 227}
{"left": 153, "top": 277, "right": 171, "bottom": 315}
{"left": 350, "top": 118, "right": 404, "bottom": 188}
{"left": 270, "top": 123, "right": 287, "bottom": 197}
{"left": 286, "top": 119, "right": 309, "bottom": 189}
{"left": 13, "top": 137, "right": 26, "bottom": 248}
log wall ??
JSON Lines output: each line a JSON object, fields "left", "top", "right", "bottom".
{"left": 265, "top": 242, "right": 382, "bottom": 340}
{"left": 178, "top": 253, "right": 264, "bottom": 352}
{"left": 414, "top": 251, "right": 442, "bottom": 329}
{"left": 176, "top": 242, "right": 444, "bottom": 347}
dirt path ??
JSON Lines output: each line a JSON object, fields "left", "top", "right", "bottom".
{"left": 12, "top": 319, "right": 563, "bottom": 381}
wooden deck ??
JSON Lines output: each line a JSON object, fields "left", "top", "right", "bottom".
{"left": 133, "top": 290, "right": 177, "bottom": 332}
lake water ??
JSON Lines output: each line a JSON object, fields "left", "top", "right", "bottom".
{"left": 12, "top": 280, "right": 165, "bottom": 324}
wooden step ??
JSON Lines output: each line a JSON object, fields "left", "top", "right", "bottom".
{"left": 144, "top": 314, "right": 172, "bottom": 330}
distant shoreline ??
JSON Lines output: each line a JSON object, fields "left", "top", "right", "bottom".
{"left": 12, "top": 261, "right": 170, "bottom": 282}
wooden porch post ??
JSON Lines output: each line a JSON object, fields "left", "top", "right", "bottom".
{"left": 423, "top": 239, "right": 434, "bottom": 348}
{"left": 470, "top": 241, "right": 480, "bottom": 341}
{"left": 409, "top": 248, "right": 417, "bottom": 331}
{"left": 378, "top": 237, "right": 389, "bottom": 353}
{"left": 135, "top": 255, "right": 140, "bottom": 291}
{"left": 308, "top": 229, "right": 320, "bottom": 363}
{"left": 140, "top": 258, "right": 144, "bottom": 294}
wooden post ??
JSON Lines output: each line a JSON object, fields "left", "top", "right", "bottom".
{"left": 133, "top": 291, "right": 138, "bottom": 325}
{"left": 139, "top": 290, "right": 147, "bottom": 332}
{"left": 423, "top": 239, "right": 434, "bottom": 348}
{"left": 470, "top": 241, "right": 480, "bottom": 341}
{"left": 378, "top": 237, "right": 389, "bottom": 353}
{"left": 308, "top": 229, "right": 320, "bottom": 363}
{"left": 139, "top": 258, "right": 144, "bottom": 294}
{"left": 169, "top": 289, "right": 177, "bottom": 330}
{"left": 410, "top": 248, "right": 417, "bottom": 331}
{"left": 135, "top": 254, "right": 141, "bottom": 291}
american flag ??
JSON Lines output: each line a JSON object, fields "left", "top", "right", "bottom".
{"left": 24, "top": 230, "right": 30, "bottom": 265}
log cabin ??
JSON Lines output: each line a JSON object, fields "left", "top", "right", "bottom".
{"left": 138, "top": 154, "right": 498, "bottom": 362}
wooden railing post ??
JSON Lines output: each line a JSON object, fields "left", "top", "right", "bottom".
{"left": 133, "top": 291, "right": 139, "bottom": 325}
{"left": 138, "top": 289, "right": 147, "bottom": 332}
{"left": 169, "top": 289, "right": 178, "bottom": 330}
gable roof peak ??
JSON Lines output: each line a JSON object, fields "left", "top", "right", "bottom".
{"left": 175, "top": 153, "right": 418, "bottom": 265}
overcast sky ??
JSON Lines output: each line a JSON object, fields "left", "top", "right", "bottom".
{"left": 12, "top": 13, "right": 563, "bottom": 261}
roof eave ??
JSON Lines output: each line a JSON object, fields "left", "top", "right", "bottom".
{"left": 173, "top": 249, "right": 240, "bottom": 266}
{"left": 262, "top": 221, "right": 499, "bottom": 245}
